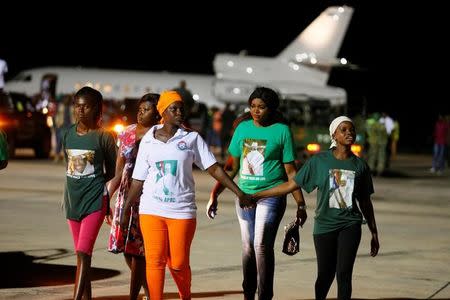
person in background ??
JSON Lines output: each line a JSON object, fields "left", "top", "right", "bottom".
{"left": 54, "top": 94, "right": 75, "bottom": 162}
{"left": 379, "top": 111, "right": 394, "bottom": 169}
{"left": 430, "top": 114, "right": 449, "bottom": 175}
{"left": 62, "top": 86, "right": 117, "bottom": 300}
{"left": 446, "top": 115, "right": 450, "bottom": 168}
{"left": 174, "top": 80, "right": 194, "bottom": 119}
{"left": 220, "top": 103, "right": 236, "bottom": 159}
{"left": 106, "top": 93, "right": 160, "bottom": 300}
{"left": 0, "top": 58, "right": 8, "bottom": 93}
{"left": 390, "top": 117, "right": 400, "bottom": 161}
{"left": 206, "top": 106, "right": 222, "bottom": 157}
{"left": 0, "top": 129, "right": 8, "bottom": 170}
{"left": 207, "top": 87, "right": 306, "bottom": 300}
{"left": 120, "top": 91, "right": 251, "bottom": 300}
{"left": 366, "top": 112, "right": 388, "bottom": 176}
{"left": 252, "top": 116, "right": 379, "bottom": 300}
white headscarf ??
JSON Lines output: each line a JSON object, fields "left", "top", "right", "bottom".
{"left": 329, "top": 116, "right": 353, "bottom": 148}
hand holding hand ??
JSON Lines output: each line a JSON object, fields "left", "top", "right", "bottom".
{"left": 238, "top": 193, "right": 255, "bottom": 209}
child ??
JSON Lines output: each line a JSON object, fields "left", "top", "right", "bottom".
{"left": 62, "top": 87, "right": 117, "bottom": 299}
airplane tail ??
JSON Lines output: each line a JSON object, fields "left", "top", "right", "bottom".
{"left": 276, "top": 6, "right": 354, "bottom": 64}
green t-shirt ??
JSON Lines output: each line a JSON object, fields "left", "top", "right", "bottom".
{"left": 294, "top": 150, "right": 374, "bottom": 235}
{"left": 0, "top": 129, "right": 8, "bottom": 161}
{"left": 63, "top": 125, "right": 117, "bottom": 220}
{"left": 228, "top": 120, "right": 295, "bottom": 194}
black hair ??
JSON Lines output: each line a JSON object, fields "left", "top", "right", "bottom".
{"left": 248, "top": 87, "right": 280, "bottom": 111}
{"left": 74, "top": 86, "right": 103, "bottom": 123}
{"left": 246, "top": 86, "right": 289, "bottom": 126}
{"left": 138, "top": 93, "right": 160, "bottom": 107}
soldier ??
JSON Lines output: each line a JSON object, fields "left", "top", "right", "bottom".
{"left": 366, "top": 113, "right": 388, "bottom": 176}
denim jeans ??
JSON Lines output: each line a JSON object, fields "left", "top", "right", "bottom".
{"left": 235, "top": 196, "right": 286, "bottom": 300}
{"left": 432, "top": 143, "right": 446, "bottom": 172}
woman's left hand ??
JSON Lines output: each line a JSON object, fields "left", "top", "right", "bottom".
{"left": 370, "top": 233, "right": 379, "bottom": 257}
{"left": 238, "top": 193, "right": 255, "bottom": 209}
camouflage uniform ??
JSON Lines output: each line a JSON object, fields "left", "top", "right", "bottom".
{"left": 366, "top": 114, "right": 388, "bottom": 175}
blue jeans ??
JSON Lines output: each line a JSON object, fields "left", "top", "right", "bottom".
{"left": 235, "top": 196, "right": 286, "bottom": 300}
{"left": 432, "top": 144, "right": 446, "bottom": 172}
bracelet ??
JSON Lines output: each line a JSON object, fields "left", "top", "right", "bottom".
{"left": 298, "top": 205, "right": 307, "bottom": 210}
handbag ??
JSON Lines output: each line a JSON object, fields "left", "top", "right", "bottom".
{"left": 282, "top": 219, "right": 300, "bottom": 256}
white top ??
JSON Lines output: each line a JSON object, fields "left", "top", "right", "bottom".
{"left": 379, "top": 116, "right": 394, "bottom": 135}
{"left": 0, "top": 59, "right": 8, "bottom": 89}
{"left": 132, "top": 125, "right": 217, "bottom": 219}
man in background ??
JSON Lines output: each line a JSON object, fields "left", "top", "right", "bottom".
{"left": 0, "top": 58, "right": 8, "bottom": 93}
{"left": 0, "top": 129, "right": 8, "bottom": 170}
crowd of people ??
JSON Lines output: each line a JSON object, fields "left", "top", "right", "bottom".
{"left": 363, "top": 111, "right": 399, "bottom": 176}
{"left": 2, "top": 71, "right": 450, "bottom": 298}
{"left": 43, "top": 85, "right": 379, "bottom": 300}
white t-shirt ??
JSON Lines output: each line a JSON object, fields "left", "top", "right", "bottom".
{"left": 0, "top": 59, "right": 8, "bottom": 89}
{"left": 132, "top": 125, "right": 217, "bottom": 219}
{"left": 379, "top": 116, "right": 394, "bottom": 135}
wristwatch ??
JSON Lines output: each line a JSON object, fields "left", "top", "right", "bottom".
{"left": 298, "top": 205, "right": 307, "bottom": 210}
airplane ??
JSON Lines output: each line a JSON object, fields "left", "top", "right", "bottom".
{"left": 212, "top": 5, "right": 353, "bottom": 107}
{"left": 4, "top": 5, "right": 354, "bottom": 111}
{"left": 3, "top": 5, "right": 363, "bottom": 158}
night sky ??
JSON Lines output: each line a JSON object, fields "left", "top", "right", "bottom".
{"left": 1, "top": 1, "right": 445, "bottom": 151}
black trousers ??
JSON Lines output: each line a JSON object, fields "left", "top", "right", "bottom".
{"left": 313, "top": 224, "right": 361, "bottom": 300}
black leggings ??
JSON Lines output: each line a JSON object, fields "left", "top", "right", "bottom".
{"left": 313, "top": 224, "right": 361, "bottom": 300}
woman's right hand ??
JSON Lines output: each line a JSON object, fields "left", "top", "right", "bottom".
{"left": 296, "top": 205, "right": 307, "bottom": 227}
{"left": 206, "top": 193, "right": 218, "bottom": 219}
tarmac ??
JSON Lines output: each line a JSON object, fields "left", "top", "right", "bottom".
{"left": 0, "top": 153, "right": 449, "bottom": 299}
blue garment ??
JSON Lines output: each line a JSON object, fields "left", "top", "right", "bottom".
{"left": 432, "top": 144, "right": 446, "bottom": 172}
{"left": 235, "top": 196, "right": 286, "bottom": 300}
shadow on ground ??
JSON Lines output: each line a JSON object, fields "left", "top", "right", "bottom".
{"left": 83, "top": 291, "right": 243, "bottom": 299}
{"left": 67, "top": 297, "right": 450, "bottom": 300}
{"left": 0, "top": 250, "right": 120, "bottom": 288}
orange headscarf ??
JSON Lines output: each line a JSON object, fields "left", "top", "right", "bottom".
{"left": 156, "top": 91, "right": 183, "bottom": 123}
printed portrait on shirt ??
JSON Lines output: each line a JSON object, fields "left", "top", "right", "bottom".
{"left": 66, "top": 149, "right": 95, "bottom": 177}
{"left": 328, "top": 169, "right": 355, "bottom": 209}
{"left": 155, "top": 160, "right": 177, "bottom": 196}
{"left": 242, "top": 139, "right": 266, "bottom": 176}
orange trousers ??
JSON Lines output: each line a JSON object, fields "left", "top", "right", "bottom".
{"left": 140, "top": 214, "right": 196, "bottom": 300}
